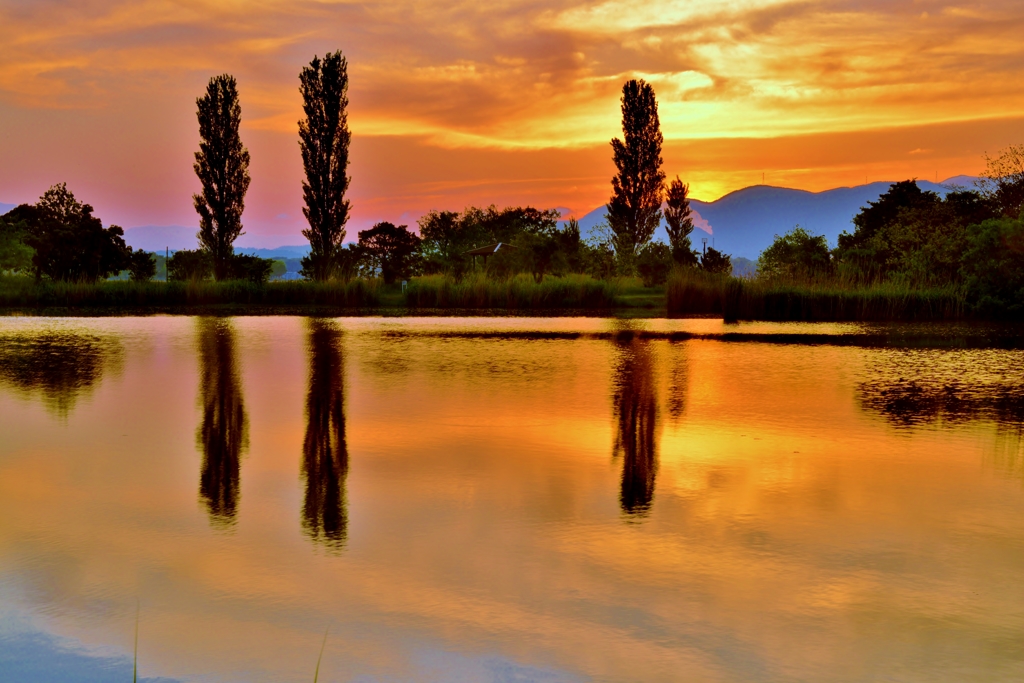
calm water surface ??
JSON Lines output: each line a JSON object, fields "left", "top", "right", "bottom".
{"left": 1, "top": 316, "right": 1023, "bottom": 682}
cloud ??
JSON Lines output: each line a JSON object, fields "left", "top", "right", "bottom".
{"left": 1, "top": 0, "right": 1024, "bottom": 242}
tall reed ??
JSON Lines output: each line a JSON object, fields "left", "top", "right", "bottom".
{"left": 0, "top": 276, "right": 380, "bottom": 309}
{"left": 666, "top": 268, "right": 967, "bottom": 321}
{"left": 404, "top": 273, "right": 620, "bottom": 309}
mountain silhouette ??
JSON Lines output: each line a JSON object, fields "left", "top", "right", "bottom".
{"left": 122, "top": 225, "right": 199, "bottom": 251}
{"left": 575, "top": 177, "right": 979, "bottom": 260}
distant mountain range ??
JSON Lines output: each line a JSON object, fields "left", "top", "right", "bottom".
{"left": 2, "top": 177, "right": 981, "bottom": 266}
{"left": 575, "top": 176, "right": 979, "bottom": 260}
{"left": 117, "top": 225, "right": 312, "bottom": 259}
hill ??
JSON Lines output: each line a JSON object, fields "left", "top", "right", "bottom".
{"left": 122, "top": 225, "right": 198, "bottom": 251}
{"left": 575, "top": 177, "right": 978, "bottom": 261}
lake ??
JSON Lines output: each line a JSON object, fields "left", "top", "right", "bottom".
{"left": 1, "top": 316, "right": 1023, "bottom": 683}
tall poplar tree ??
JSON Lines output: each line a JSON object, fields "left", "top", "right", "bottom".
{"left": 664, "top": 175, "right": 697, "bottom": 266}
{"left": 193, "top": 74, "right": 250, "bottom": 281}
{"left": 298, "top": 51, "right": 351, "bottom": 281}
{"left": 607, "top": 79, "right": 665, "bottom": 266}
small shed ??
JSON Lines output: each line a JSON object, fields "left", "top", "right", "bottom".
{"left": 464, "top": 242, "right": 518, "bottom": 267}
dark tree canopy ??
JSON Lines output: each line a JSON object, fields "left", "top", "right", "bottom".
{"left": 8, "top": 183, "right": 130, "bottom": 281}
{"left": 664, "top": 176, "right": 697, "bottom": 266}
{"left": 417, "top": 205, "right": 560, "bottom": 276}
{"left": 128, "top": 250, "right": 157, "bottom": 282}
{"left": 298, "top": 51, "right": 352, "bottom": 281}
{"left": 168, "top": 249, "right": 213, "bottom": 281}
{"left": 700, "top": 246, "right": 732, "bottom": 275}
{"left": 980, "top": 144, "right": 1024, "bottom": 218}
{"left": 758, "top": 226, "right": 832, "bottom": 280}
{"left": 0, "top": 211, "right": 34, "bottom": 274}
{"left": 193, "top": 74, "right": 251, "bottom": 281}
{"left": 636, "top": 242, "right": 673, "bottom": 287}
{"left": 358, "top": 222, "right": 422, "bottom": 284}
{"left": 834, "top": 180, "right": 998, "bottom": 285}
{"left": 607, "top": 79, "right": 665, "bottom": 263}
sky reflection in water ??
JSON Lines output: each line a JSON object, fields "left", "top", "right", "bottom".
{"left": 0, "top": 317, "right": 1023, "bottom": 682}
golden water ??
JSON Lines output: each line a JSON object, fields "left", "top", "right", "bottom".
{"left": 1, "top": 316, "right": 1022, "bottom": 682}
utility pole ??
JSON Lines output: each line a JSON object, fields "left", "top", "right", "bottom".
{"left": 165, "top": 246, "right": 169, "bottom": 281}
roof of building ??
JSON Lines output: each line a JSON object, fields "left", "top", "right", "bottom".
{"left": 464, "top": 242, "right": 519, "bottom": 256}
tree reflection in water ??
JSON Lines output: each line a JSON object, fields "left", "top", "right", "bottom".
{"left": 0, "top": 331, "right": 122, "bottom": 416}
{"left": 666, "top": 341, "right": 689, "bottom": 423}
{"left": 612, "top": 339, "right": 660, "bottom": 517}
{"left": 302, "top": 319, "right": 348, "bottom": 549}
{"left": 857, "top": 350, "right": 1024, "bottom": 428}
{"left": 196, "top": 318, "right": 248, "bottom": 528}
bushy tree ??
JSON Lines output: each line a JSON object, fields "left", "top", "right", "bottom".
{"left": 979, "top": 144, "right": 1024, "bottom": 218}
{"left": 664, "top": 176, "right": 698, "bottom": 266}
{"left": 194, "top": 74, "right": 251, "bottom": 280}
{"left": 228, "top": 253, "right": 274, "bottom": 284}
{"left": 607, "top": 79, "right": 665, "bottom": 265}
{"left": 636, "top": 242, "right": 673, "bottom": 286}
{"left": 299, "top": 51, "right": 351, "bottom": 281}
{"left": 417, "top": 205, "right": 561, "bottom": 277}
{"left": 128, "top": 250, "right": 157, "bottom": 281}
{"left": 961, "top": 215, "right": 1024, "bottom": 316}
{"left": 700, "top": 246, "right": 732, "bottom": 275}
{"left": 335, "top": 243, "right": 367, "bottom": 282}
{"left": 418, "top": 210, "right": 475, "bottom": 276}
{"left": 0, "top": 212, "right": 34, "bottom": 274}
{"left": 757, "top": 226, "right": 831, "bottom": 280}
{"left": 558, "top": 218, "right": 585, "bottom": 274}
{"left": 835, "top": 181, "right": 997, "bottom": 285}
{"left": 7, "top": 184, "right": 130, "bottom": 281}
{"left": 358, "top": 222, "right": 421, "bottom": 284}
{"left": 168, "top": 249, "right": 213, "bottom": 281}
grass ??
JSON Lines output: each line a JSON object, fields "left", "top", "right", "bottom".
{"left": 0, "top": 275, "right": 380, "bottom": 311}
{"left": 404, "top": 273, "right": 621, "bottom": 310}
{"left": 666, "top": 268, "right": 968, "bottom": 322}
{"left": 0, "top": 271, "right": 981, "bottom": 321}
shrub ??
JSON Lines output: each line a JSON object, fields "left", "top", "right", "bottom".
{"left": 636, "top": 242, "right": 673, "bottom": 287}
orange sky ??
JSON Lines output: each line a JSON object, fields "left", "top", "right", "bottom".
{"left": 2, "top": 0, "right": 1024, "bottom": 245}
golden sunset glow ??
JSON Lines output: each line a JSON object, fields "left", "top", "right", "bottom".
{"left": 2, "top": 1, "right": 1024, "bottom": 243}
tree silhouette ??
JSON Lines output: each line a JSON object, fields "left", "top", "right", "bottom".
{"left": 612, "top": 339, "right": 660, "bottom": 517}
{"left": 167, "top": 249, "right": 212, "bottom": 281}
{"left": 193, "top": 74, "right": 251, "bottom": 281}
{"left": 665, "top": 176, "right": 698, "bottom": 266}
{"left": 8, "top": 184, "right": 130, "bottom": 282}
{"left": 980, "top": 144, "right": 1024, "bottom": 218}
{"left": 358, "top": 222, "right": 421, "bottom": 284}
{"left": 196, "top": 318, "right": 248, "bottom": 528}
{"left": 607, "top": 79, "right": 665, "bottom": 266}
{"left": 127, "top": 250, "right": 156, "bottom": 281}
{"left": 302, "top": 319, "right": 349, "bottom": 549}
{"left": 298, "top": 51, "right": 351, "bottom": 281}
{"left": 700, "top": 246, "right": 732, "bottom": 275}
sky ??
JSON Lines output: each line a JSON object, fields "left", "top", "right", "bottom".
{"left": 2, "top": 0, "right": 1024, "bottom": 246}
